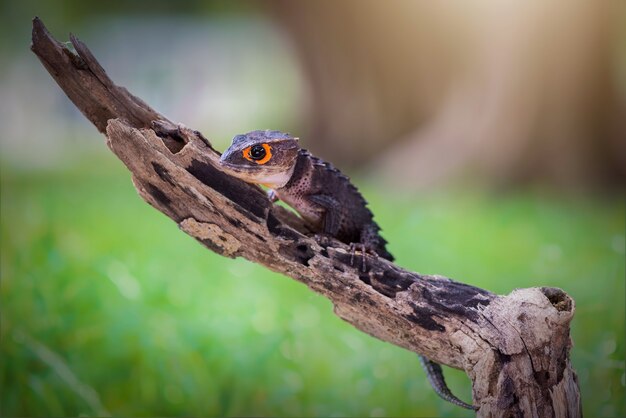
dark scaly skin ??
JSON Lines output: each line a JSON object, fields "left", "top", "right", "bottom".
{"left": 419, "top": 355, "right": 477, "bottom": 410}
{"left": 219, "top": 131, "right": 475, "bottom": 410}
{"left": 274, "top": 149, "right": 393, "bottom": 261}
{"left": 274, "top": 149, "right": 475, "bottom": 411}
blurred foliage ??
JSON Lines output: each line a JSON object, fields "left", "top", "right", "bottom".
{"left": 1, "top": 156, "right": 624, "bottom": 417}
{"left": 1, "top": 2, "right": 624, "bottom": 416}
{"left": 0, "top": 0, "right": 261, "bottom": 51}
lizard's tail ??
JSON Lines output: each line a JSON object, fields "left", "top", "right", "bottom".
{"left": 418, "top": 355, "right": 478, "bottom": 410}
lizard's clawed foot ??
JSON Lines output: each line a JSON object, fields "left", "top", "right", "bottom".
{"left": 314, "top": 234, "right": 334, "bottom": 248}
{"left": 349, "top": 243, "right": 378, "bottom": 272}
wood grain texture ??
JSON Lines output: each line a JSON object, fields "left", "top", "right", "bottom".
{"left": 31, "top": 17, "right": 582, "bottom": 417}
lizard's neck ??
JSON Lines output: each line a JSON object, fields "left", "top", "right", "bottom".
{"left": 260, "top": 165, "right": 295, "bottom": 189}
{"left": 254, "top": 149, "right": 302, "bottom": 189}
{"left": 279, "top": 149, "right": 309, "bottom": 190}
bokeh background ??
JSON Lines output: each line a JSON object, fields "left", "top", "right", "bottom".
{"left": 1, "top": 1, "right": 624, "bottom": 417}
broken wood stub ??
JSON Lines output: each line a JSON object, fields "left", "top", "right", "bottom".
{"left": 31, "top": 17, "right": 582, "bottom": 417}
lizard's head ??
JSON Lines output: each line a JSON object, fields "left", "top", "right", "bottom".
{"left": 219, "top": 130, "right": 300, "bottom": 188}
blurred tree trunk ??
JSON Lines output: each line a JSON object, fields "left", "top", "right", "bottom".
{"left": 266, "top": 0, "right": 625, "bottom": 191}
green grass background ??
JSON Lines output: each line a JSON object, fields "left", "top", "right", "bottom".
{"left": 1, "top": 156, "right": 624, "bottom": 417}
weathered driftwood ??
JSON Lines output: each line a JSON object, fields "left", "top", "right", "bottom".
{"left": 31, "top": 17, "right": 582, "bottom": 417}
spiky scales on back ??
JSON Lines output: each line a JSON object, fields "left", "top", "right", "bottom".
{"left": 278, "top": 149, "right": 393, "bottom": 261}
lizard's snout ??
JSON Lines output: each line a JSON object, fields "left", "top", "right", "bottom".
{"left": 219, "top": 150, "right": 231, "bottom": 164}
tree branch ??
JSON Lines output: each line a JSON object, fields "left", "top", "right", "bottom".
{"left": 31, "top": 17, "right": 582, "bottom": 417}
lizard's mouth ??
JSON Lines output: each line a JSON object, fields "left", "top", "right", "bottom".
{"left": 218, "top": 160, "right": 246, "bottom": 171}
{"left": 218, "top": 161, "right": 254, "bottom": 177}
{"left": 218, "top": 160, "right": 269, "bottom": 182}
{"left": 218, "top": 160, "right": 292, "bottom": 188}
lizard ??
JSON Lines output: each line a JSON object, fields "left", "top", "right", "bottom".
{"left": 218, "top": 129, "right": 476, "bottom": 411}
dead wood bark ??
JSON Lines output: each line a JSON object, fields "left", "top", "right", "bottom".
{"left": 31, "top": 17, "right": 582, "bottom": 417}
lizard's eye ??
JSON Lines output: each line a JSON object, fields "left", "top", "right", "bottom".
{"left": 250, "top": 145, "right": 266, "bottom": 160}
{"left": 243, "top": 143, "right": 272, "bottom": 164}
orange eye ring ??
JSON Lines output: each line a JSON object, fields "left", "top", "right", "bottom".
{"left": 243, "top": 143, "right": 272, "bottom": 165}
